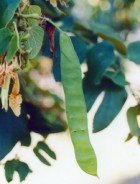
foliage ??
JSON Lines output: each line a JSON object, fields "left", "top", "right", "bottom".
{"left": 0, "top": 0, "right": 140, "bottom": 182}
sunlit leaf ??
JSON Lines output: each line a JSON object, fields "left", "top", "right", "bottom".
{"left": 26, "top": 5, "right": 42, "bottom": 26}
{"left": 25, "top": 26, "right": 44, "bottom": 59}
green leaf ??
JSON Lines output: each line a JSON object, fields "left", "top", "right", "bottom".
{"left": 71, "top": 36, "right": 88, "bottom": 64}
{"left": 6, "top": 35, "right": 18, "bottom": 62}
{"left": 33, "top": 144, "right": 51, "bottom": 166}
{"left": 26, "top": 5, "right": 42, "bottom": 26}
{"left": 35, "top": 141, "right": 56, "bottom": 160}
{"left": 0, "top": 109, "right": 29, "bottom": 160}
{"left": 60, "top": 32, "right": 97, "bottom": 176}
{"left": 127, "top": 41, "right": 140, "bottom": 64}
{"left": 127, "top": 106, "right": 140, "bottom": 137}
{"left": 83, "top": 75, "right": 104, "bottom": 112}
{"left": 0, "top": 0, "right": 20, "bottom": 28}
{"left": 5, "top": 160, "right": 18, "bottom": 182}
{"left": 25, "top": 26, "right": 44, "bottom": 59}
{"left": 93, "top": 83, "right": 127, "bottom": 132}
{"left": 5, "top": 160, "right": 32, "bottom": 182}
{"left": 104, "top": 71, "right": 128, "bottom": 87}
{"left": 74, "top": 22, "right": 97, "bottom": 44}
{"left": 89, "top": 21, "right": 126, "bottom": 54}
{"left": 87, "top": 41, "right": 115, "bottom": 85}
{"left": 16, "top": 161, "right": 32, "bottom": 182}
{"left": 0, "top": 28, "right": 13, "bottom": 55}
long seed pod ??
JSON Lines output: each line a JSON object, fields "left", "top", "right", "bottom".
{"left": 60, "top": 32, "right": 97, "bottom": 176}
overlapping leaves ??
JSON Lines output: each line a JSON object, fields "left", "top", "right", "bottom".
{"left": 83, "top": 41, "right": 127, "bottom": 132}
{"left": 90, "top": 22, "right": 126, "bottom": 54}
{"left": 5, "top": 159, "right": 32, "bottom": 182}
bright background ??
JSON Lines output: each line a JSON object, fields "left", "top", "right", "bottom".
{"left": 1, "top": 61, "right": 140, "bottom": 184}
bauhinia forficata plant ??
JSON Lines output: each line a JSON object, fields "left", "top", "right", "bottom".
{"left": 1, "top": 0, "right": 140, "bottom": 182}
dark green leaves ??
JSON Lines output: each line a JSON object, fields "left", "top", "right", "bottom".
{"left": 25, "top": 26, "right": 44, "bottom": 59}
{"left": 5, "top": 160, "right": 17, "bottom": 182}
{"left": 104, "top": 71, "right": 128, "bottom": 87}
{"left": 83, "top": 74, "right": 127, "bottom": 132}
{"left": 33, "top": 141, "right": 56, "bottom": 166}
{"left": 16, "top": 161, "right": 32, "bottom": 182}
{"left": 60, "top": 32, "right": 97, "bottom": 176}
{"left": 0, "top": 109, "right": 29, "bottom": 160}
{"left": 127, "top": 106, "right": 140, "bottom": 137}
{"left": 0, "top": 28, "right": 13, "bottom": 55}
{"left": 87, "top": 41, "right": 115, "bottom": 85}
{"left": 123, "top": 0, "right": 135, "bottom": 7}
{"left": 93, "top": 84, "right": 127, "bottom": 132}
{"left": 83, "top": 40, "right": 127, "bottom": 132}
{"left": 89, "top": 21, "right": 126, "bottom": 54}
{"left": 127, "top": 41, "right": 140, "bottom": 64}
{"left": 83, "top": 76, "right": 104, "bottom": 111}
{"left": 5, "top": 159, "right": 32, "bottom": 182}
{"left": 0, "top": 0, "right": 20, "bottom": 28}
{"left": 23, "top": 102, "right": 67, "bottom": 135}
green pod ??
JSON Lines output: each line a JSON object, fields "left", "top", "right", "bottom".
{"left": 60, "top": 32, "right": 97, "bottom": 176}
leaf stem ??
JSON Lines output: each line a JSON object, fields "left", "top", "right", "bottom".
{"left": 13, "top": 21, "right": 20, "bottom": 50}
{"left": 16, "top": 13, "right": 41, "bottom": 20}
{"left": 43, "top": 17, "right": 63, "bottom": 33}
{"left": 16, "top": 13, "right": 63, "bottom": 33}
